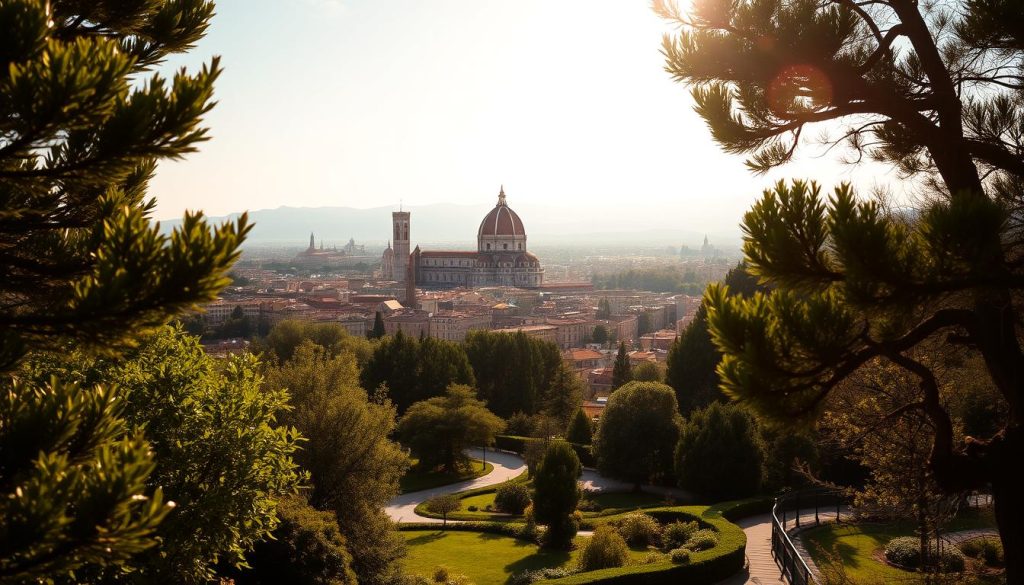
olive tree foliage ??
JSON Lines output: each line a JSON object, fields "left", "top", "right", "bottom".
{"left": 20, "top": 328, "right": 304, "bottom": 584}
{"left": 263, "top": 342, "right": 409, "bottom": 585}
{"left": 658, "top": 0, "right": 1024, "bottom": 573}
{"left": 0, "top": 2, "right": 247, "bottom": 580}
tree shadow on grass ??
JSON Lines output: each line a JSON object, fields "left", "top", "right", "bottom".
{"left": 406, "top": 531, "right": 447, "bottom": 546}
{"left": 502, "top": 546, "right": 573, "bottom": 581}
{"left": 475, "top": 532, "right": 535, "bottom": 548}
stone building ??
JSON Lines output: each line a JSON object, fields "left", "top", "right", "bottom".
{"left": 381, "top": 187, "right": 545, "bottom": 293}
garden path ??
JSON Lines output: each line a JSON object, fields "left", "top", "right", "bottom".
{"left": 385, "top": 447, "right": 526, "bottom": 523}
{"left": 386, "top": 449, "right": 696, "bottom": 525}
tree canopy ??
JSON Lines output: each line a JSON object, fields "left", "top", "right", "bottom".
{"left": 397, "top": 384, "right": 505, "bottom": 473}
{"left": 658, "top": 0, "right": 1024, "bottom": 573}
{"left": 676, "top": 402, "right": 765, "bottom": 500}
{"left": 463, "top": 331, "right": 563, "bottom": 418}
{"left": 360, "top": 331, "right": 475, "bottom": 414}
{"left": 0, "top": 2, "right": 246, "bottom": 579}
{"left": 21, "top": 327, "right": 302, "bottom": 583}
{"left": 262, "top": 341, "right": 409, "bottom": 585}
{"left": 593, "top": 381, "right": 681, "bottom": 486}
{"left": 261, "top": 320, "right": 373, "bottom": 365}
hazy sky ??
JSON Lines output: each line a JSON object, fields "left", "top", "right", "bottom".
{"left": 152, "top": 0, "right": 898, "bottom": 236}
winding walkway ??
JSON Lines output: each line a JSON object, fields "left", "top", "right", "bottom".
{"left": 385, "top": 448, "right": 526, "bottom": 523}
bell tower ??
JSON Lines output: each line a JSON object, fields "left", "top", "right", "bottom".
{"left": 392, "top": 210, "right": 410, "bottom": 283}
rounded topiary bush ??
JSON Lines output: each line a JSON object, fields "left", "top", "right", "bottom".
{"left": 960, "top": 537, "right": 1004, "bottom": 567}
{"left": 578, "top": 526, "right": 630, "bottom": 571}
{"left": 884, "top": 537, "right": 922, "bottom": 568}
{"left": 616, "top": 512, "right": 662, "bottom": 547}
{"left": 686, "top": 528, "right": 719, "bottom": 551}
{"left": 494, "top": 481, "right": 531, "bottom": 514}
{"left": 938, "top": 547, "right": 966, "bottom": 572}
{"left": 885, "top": 537, "right": 965, "bottom": 572}
{"left": 662, "top": 520, "right": 699, "bottom": 551}
{"left": 669, "top": 547, "right": 691, "bottom": 564}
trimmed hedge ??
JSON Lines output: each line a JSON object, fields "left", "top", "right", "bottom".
{"left": 397, "top": 521, "right": 527, "bottom": 540}
{"left": 412, "top": 470, "right": 529, "bottom": 521}
{"left": 710, "top": 496, "right": 774, "bottom": 521}
{"left": 536, "top": 505, "right": 746, "bottom": 584}
{"left": 496, "top": 435, "right": 595, "bottom": 468}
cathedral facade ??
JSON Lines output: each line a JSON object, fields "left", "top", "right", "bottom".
{"left": 381, "top": 187, "right": 544, "bottom": 289}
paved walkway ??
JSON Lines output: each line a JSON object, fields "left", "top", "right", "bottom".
{"left": 385, "top": 448, "right": 526, "bottom": 523}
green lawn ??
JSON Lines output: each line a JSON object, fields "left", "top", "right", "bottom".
{"left": 585, "top": 491, "right": 673, "bottom": 514}
{"left": 401, "top": 530, "right": 577, "bottom": 584}
{"left": 803, "top": 509, "right": 1000, "bottom": 585}
{"left": 401, "top": 530, "right": 660, "bottom": 584}
{"left": 400, "top": 459, "right": 493, "bottom": 494}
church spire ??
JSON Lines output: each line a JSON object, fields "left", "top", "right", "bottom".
{"left": 498, "top": 185, "right": 506, "bottom": 206}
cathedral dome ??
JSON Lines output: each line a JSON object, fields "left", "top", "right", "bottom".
{"left": 477, "top": 187, "right": 525, "bottom": 239}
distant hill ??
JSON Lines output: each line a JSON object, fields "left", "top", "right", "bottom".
{"left": 156, "top": 203, "right": 741, "bottom": 248}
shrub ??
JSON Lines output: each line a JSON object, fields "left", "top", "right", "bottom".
{"left": 642, "top": 552, "right": 663, "bottom": 564}
{"left": 509, "top": 567, "right": 578, "bottom": 585}
{"left": 940, "top": 548, "right": 966, "bottom": 572}
{"left": 521, "top": 503, "right": 538, "bottom": 541}
{"left": 431, "top": 565, "right": 475, "bottom": 585}
{"left": 662, "top": 521, "right": 700, "bottom": 551}
{"left": 578, "top": 526, "right": 630, "bottom": 571}
{"left": 686, "top": 529, "right": 719, "bottom": 551}
{"left": 960, "top": 537, "right": 1003, "bottom": 566}
{"left": 241, "top": 495, "right": 356, "bottom": 585}
{"left": 495, "top": 481, "right": 532, "bottom": 515}
{"left": 885, "top": 537, "right": 921, "bottom": 568}
{"left": 577, "top": 498, "right": 601, "bottom": 512}
{"left": 884, "top": 537, "right": 965, "bottom": 571}
{"left": 669, "top": 548, "right": 691, "bottom": 564}
{"left": 467, "top": 505, "right": 478, "bottom": 512}
{"left": 616, "top": 512, "right": 662, "bottom": 547}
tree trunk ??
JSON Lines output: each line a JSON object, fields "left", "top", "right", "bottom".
{"left": 992, "top": 431, "right": 1024, "bottom": 584}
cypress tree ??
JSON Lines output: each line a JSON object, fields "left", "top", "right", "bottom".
{"left": 565, "top": 408, "right": 593, "bottom": 445}
{"left": 611, "top": 342, "right": 631, "bottom": 390}
{"left": 368, "top": 311, "right": 386, "bottom": 339}
{"left": 532, "top": 441, "right": 581, "bottom": 549}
